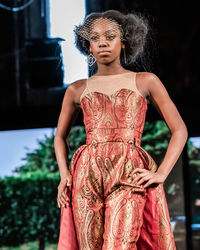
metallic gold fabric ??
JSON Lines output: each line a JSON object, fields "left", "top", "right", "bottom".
{"left": 59, "top": 73, "right": 176, "bottom": 249}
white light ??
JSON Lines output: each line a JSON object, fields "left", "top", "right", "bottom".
{"left": 189, "top": 137, "right": 200, "bottom": 149}
{"left": 49, "top": 0, "right": 88, "bottom": 84}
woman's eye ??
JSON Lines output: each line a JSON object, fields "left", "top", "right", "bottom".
{"left": 90, "top": 36, "right": 99, "bottom": 41}
{"left": 90, "top": 34, "right": 116, "bottom": 41}
{"left": 106, "top": 35, "right": 116, "bottom": 40}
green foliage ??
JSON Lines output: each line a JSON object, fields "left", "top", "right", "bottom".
{"left": 1, "top": 127, "right": 87, "bottom": 248}
{"left": 1, "top": 241, "right": 57, "bottom": 250}
{"left": 142, "top": 121, "right": 178, "bottom": 198}
{"left": 0, "top": 172, "right": 60, "bottom": 247}
{"left": 187, "top": 139, "right": 200, "bottom": 212}
{"left": 14, "top": 134, "right": 58, "bottom": 175}
{"left": 142, "top": 120, "right": 171, "bottom": 157}
{"left": 187, "top": 139, "right": 200, "bottom": 167}
{"left": 14, "top": 127, "right": 86, "bottom": 176}
{"left": 67, "top": 126, "right": 86, "bottom": 163}
{"left": 1, "top": 121, "right": 172, "bottom": 248}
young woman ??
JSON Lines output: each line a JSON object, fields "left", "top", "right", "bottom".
{"left": 54, "top": 9, "right": 188, "bottom": 250}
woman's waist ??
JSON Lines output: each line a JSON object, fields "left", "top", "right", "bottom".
{"left": 86, "top": 127, "right": 142, "bottom": 146}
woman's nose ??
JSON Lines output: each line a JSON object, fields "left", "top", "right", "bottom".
{"left": 98, "top": 36, "right": 107, "bottom": 47}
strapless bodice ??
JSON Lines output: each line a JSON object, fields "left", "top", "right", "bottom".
{"left": 80, "top": 72, "right": 148, "bottom": 147}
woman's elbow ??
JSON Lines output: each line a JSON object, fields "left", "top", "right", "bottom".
{"left": 54, "top": 133, "right": 65, "bottom": 147}
{"left": 181, "top": 121, "right": 188, "bottom": 141}
{"left": 176, "top": 122, "right": 188, "bottom": 143}
{"left": 183, "top": 126, "right": 188, "bottom": 143}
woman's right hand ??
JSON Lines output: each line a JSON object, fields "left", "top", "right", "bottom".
{"left": 57, "top": 172, "right": 73, "bottom": 208}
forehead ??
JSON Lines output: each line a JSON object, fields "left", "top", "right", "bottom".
{"left": 90, "top": 18, "right": 121, "bottom": 34}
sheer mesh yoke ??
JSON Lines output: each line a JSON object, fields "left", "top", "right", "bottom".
{"left": 79, "top": 71, "right": 147, "bottom": 104}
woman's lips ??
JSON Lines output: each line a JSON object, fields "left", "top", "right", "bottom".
{"left": 98, "top": 51, "right": 111, "bottom": 56}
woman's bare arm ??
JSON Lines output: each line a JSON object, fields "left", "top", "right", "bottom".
{"left": 54, "top": 79, "right": 86, "bottom": 208}
{"left": 132, "top": 72, "right": 188, "bottom": 188}
{"left": 54, "top": 81, "right": 81, "bottom": 182}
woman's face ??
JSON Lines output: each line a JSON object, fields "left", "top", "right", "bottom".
{"left": 89, "top": 18, "right": 124, "bottom": 65}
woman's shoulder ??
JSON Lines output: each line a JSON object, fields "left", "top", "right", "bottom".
{"left": 68, "top": 78, "right": 87, "bottom": 92}
{"left": 136, "top": 72, "right": 163, "bottom": 99}
{"left": 66, "top": 78, "right": 87, "bottom": 105}
{"left": 136, "top": 72, "right": 162, "bottom": 90}
{"left": 136, "top": 72, "right": 160, "bottom": 82}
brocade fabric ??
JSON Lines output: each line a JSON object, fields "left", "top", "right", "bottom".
{"left": 58, "top": 72, "right": 176, "bottom": 250}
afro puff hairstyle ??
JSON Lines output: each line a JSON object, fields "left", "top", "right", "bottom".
{"left": 73, "top": 9, "right": 149, "bottom": 66}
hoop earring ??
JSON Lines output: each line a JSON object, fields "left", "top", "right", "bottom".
{"left": 87, "top": 52, "right": 96, "bottom": 67}
{"left": 123, "top": 47, "right": 127, "bottom": 64}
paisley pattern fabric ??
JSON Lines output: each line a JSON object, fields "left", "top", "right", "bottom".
{"left": 58, "top": 72, "right": 176, "bottom": 249}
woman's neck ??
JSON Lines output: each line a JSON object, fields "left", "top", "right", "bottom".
{"left": 95, "top": 63, "right": 128, "bottom": 76}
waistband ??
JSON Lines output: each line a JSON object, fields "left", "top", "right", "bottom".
{"left": 86, "top": 127, "right": 141, "bottom": 147}
{"left": 87, "top": 138, "right": 140, "bottom": 148}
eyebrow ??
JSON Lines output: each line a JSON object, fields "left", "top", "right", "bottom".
{"left": 90, "top": 29, "right": 119, "bottom": 35}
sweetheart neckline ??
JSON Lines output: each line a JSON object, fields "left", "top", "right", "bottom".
{"left": 80, "top": 88, "right": 148, "bottom": 108}
{"left": 80, "top": 88, "right": 148, "bottom": 107}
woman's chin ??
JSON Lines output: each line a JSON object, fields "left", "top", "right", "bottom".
{"left": 98, "top": 58, "right": 115, "bottom": 65}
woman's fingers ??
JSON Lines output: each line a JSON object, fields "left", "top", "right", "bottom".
{"left": 131, "top": 174, "right": 144, "bottom": 185}
{"left": 57, "top": 196, "right": 65, "bottom": 208}
{"left": 143, "top": 179, "right": 154, "bottom": 188}
{"left": 58, "top": 194, "right": 69, "bottom": 207}
{"left": 131, "top": 168, "right": 150, "bottom": 185}
{"left": 60, "top": 193, "right": 68, "bottom": 203}
{"left": 130, "top": 170, "right": 166, "bottom": 188}
{"left": 57, "top": 186, "right": 71, "bottom": 208}
{"left": 63, "top": 189, "right": 70, "bottom": 199}
{"left": 131, "top": 168, "right": 146, "bottom": 175}
{"left": 136, "top": 175, "right": 150, "bottom": 185}
{"left": 131, "top": 168, "right": 161, "bottom": 187}
{"left": 57, "top": 176, "right": 73, "bottom": 208}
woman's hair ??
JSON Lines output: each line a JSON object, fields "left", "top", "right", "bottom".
{"left": 73, "top": 9, "right": 149, "bottom": 67}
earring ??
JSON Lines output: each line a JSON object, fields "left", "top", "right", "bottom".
{"left": 87, "top": 52, "right": 96, "bottom": 67}
{"left": 123, "top": 47, "right": 127, "bottom": 64}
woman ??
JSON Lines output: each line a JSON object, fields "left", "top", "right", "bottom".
{"left": 54, "top": 9, "right": 188, "bottom": 250}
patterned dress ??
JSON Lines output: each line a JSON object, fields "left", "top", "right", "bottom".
{"left": 58, "top": 71, "right": 176, "bottom": 250}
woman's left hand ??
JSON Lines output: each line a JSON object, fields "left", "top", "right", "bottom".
{"left": 130, "top": 168, "right": 166, "bottom": 188}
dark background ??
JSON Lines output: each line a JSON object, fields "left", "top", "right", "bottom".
{"left": 0, "top": 0, "right": 199, "bottom": 135}
{"left": 0, "top": 1, "right": 199, "bottom": 249}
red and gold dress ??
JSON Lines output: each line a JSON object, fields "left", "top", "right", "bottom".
{"left": 58, "top": 72, "right": 176, "bottom": 250}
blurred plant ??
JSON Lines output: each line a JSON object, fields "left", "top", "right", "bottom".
{"left": 142, "top": 120, "right": 171, "bottom": 170}
{"left": 67, "top": 125, "right": 86, "bottom": 165}
{"left": 14, "top": 134, "right": 58, "bottom": 175}
{"left": 13, "top": 126, "right": 86, "bottom": 176}
{"left": 0, "top": 172, "right": 60, "bottom": 250}
{"left": 2, "top": 126, "right": 87, "bottom": 249}
{"left": 2, "top": 121, "right": 178, "bottom": 249}
{"left": 187, "top": 139, "right": 200, "bottom": 167}
{"left": 142, "top": 120, "right": 171, "bottom": 157}
{"left": 187, "top": 139, "right": 200, "bottom": 222}
{"left": 142, "top": 121, "right": 183, "bottom": 203}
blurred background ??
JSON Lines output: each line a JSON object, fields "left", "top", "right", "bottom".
{"left": 0, "top": 0, "right": 199, "bottom": 249}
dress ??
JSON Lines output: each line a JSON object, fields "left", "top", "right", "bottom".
{"left": 58, "top": 71, "right": 176, "bottom": 250}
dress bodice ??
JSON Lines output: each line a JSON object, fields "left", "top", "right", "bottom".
{"left": 80, "top": 72, "right": 148, "bottom": 146}
{"left": 58, "top": 72, "right": 175, "bottom": 250}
